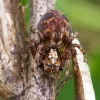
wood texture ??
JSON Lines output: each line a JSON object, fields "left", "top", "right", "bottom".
{"left": 0, "top": 0, "right": 27, "bottom": 99}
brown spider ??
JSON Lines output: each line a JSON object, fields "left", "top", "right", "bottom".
{"left": 25, "top": 10, "right": 86, "bottom": 96}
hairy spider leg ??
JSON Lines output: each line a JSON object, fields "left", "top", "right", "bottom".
{"left": 56, "top": 72, "right": 61, "bottom": 83}
{"left": 22, "top": 38, "right": 38, "bottom": 69}
{"left": 70, "top": 47, "right": 78, "bottom": 72}
{"left": 56, "top": 57, "right": 73, "bottom": 97}
{"left": 69, "top": 32, "right": 79, "bottom": 42}
{"left": 55, "top": 32, "right": 79, "bottom": 97}
{"left": 72, "top": 43, "right": 87, "bottom": 62}
{"left": 56, "top": 46, "right": 78, "bottom": 97}
{"left": 30, "top": 26, "right": 44, "bottom": 42}
{"left": 21, "top": 39, "right": 40, "bottom": 90}
{"left": 56, "top": 42, "right": 86, "bottom": 97}
{"left": 25, "top": 43, "right": 36, "bottom": 57}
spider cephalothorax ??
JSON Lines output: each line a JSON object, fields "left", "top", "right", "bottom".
{"left": 43, "top": 48, "right": 61, "bottom": 73}
{"left": 26, "top": 9, "right": 86, "bottom": 96}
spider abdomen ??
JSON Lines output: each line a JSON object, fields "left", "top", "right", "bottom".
{"left": 37, "top": 10, "right": 72, "bottom": 45}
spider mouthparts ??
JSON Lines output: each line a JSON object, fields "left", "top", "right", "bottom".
{"left": 49, "top": 64, "right": 56, "bottom": 68}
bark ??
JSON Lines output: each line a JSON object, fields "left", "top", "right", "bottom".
{"left": 0, "top": 0, "right": 27, "bottom": 100}
{"left": 26, "top": 0, "right": 56, "bottom": 100}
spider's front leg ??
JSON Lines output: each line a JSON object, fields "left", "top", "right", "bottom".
{"left": 25, "top": 41, "right": 44, "bottom": 67}
{"left": 27, "top": 26, "right": 45, "bottom": 64}
{"left": 30, "top": 26, "right": 44, "bottom": 42}
{"left": 70, "top": 32, "right": 87, "bottom": 62}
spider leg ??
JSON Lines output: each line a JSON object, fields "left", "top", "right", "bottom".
{"left": 30, "top": 26, "right": 44, "bottom": 42}
{"left": 25, "top": 38, "right": 44, "bottom": 67}
{"left": 56, "top": 49, "right": 72, "bottom": 97}
{"left": 22, "top": 38, "right": 38, "bottom": 66}
{"left": 72, "top": 43, "right": 87, "bottom": 62}
{"left": 26, "top": 43, "right": 44, "bottom": 66}
{"left": 56, "top": 47, "right": 79, "bottom": 96}
{"left": 21, "top": 39, "right": 39, "bottom": 87}
{"left": 69, "top": 32, "right": 79, "bottom": 42}
{"left": 25, "top": 37, "right": 40, "bottom": 45}
{"left": 56, "top": 72, "right": 61, "bottom": 83}
{"left": 56, "top": 58, "right": 72, "bottom": 97}
{"left": 56, "top": 46, "right": 79, "bottom": 97}
{"left": 49, "top": 74, "right": 56, "bottom": 86}
{"left": 70, "top": 47, "right": 78, "bottom": 72}
{"left": 55, "top": 33, "right": 79, "bottom": 96}
{"left": 35, "top": 43, "right": 44, "bottom": 65}
{"left": 22, "top": 38, "right": 40, "bottom": 70}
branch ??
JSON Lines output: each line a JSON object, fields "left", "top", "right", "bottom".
{"left": 0, "top": 0, "right": 27, "bottom": 99}
{"left": 25, "top": 0, "right": 57, "bottom": 100}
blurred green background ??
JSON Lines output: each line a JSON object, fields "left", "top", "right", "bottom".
{"left": 56, "top": 0, "right": 100, "bottom": 100}
{"left": 22, "top": 0, "right": 99, "bottom": 100}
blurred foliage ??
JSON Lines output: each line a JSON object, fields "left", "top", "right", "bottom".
{"left": 22, "top": 0, "right": 99, "bottom": 100}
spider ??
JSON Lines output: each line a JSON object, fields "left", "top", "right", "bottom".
{"left": 25, "top": 10, "right": 86, "bottom": 96}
